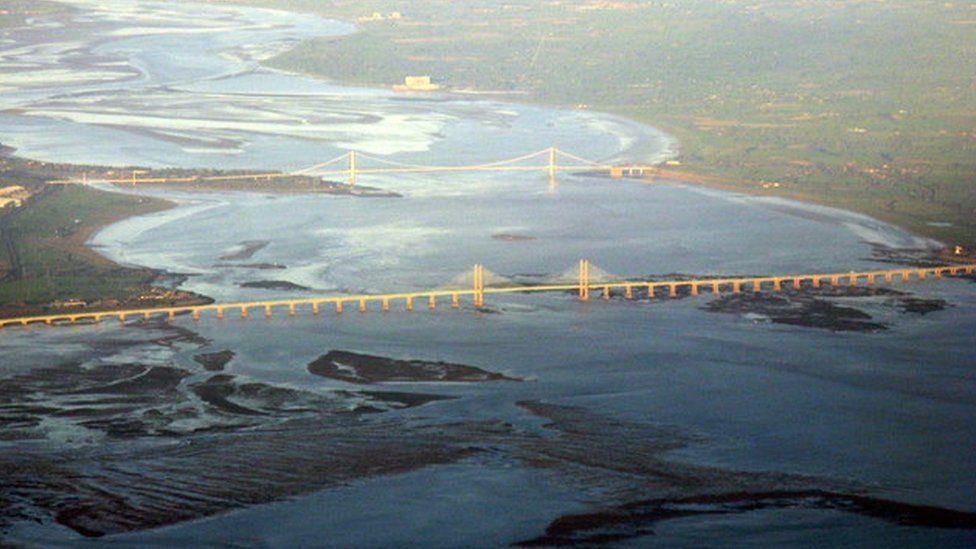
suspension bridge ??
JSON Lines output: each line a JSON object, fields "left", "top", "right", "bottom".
{"left": 50, "top": 148, "right": 656, "bottom": 187}
{"left": 1, "top": 261, "right": 973, "bottom": 329}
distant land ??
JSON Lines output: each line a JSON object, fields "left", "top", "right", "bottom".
{"left": 192, "top": 0, "right": 976, "bottom": 251}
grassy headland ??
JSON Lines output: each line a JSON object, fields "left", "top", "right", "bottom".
{"left": 197, "top": 0, "right": 975, "bottom": 249}
{"left": 0, "top": 146, "right": 370, "bottom": 317}
{"left": 0, "top": 145, "right": 221, "bottom": 317}
{"left": 0, "top": 184, "right": 189, "bottom": 316}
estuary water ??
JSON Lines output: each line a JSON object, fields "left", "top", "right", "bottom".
{"left": 1, "top": 1, "right": 975, "bottom": 546}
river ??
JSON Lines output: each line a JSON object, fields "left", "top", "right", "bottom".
{"left": 1, "top": 1, "right": 975, "bottom": 546}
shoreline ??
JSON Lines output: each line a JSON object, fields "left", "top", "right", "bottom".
{"left": 257, "top": 59, "right": 972, "bottom": 262}
{"left": 1, "top": 0, "right": 972, "bottom": 321}
{"left": 247, "top": 0, "right": 975, "bottom": 253}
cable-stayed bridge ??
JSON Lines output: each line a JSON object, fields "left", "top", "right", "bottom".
{"left": 2, "top": 261, "right": 972, "bottom": 329}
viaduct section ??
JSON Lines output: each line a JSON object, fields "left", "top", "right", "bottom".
{"left": 1, "top": 262, "right": 973, "bottom": 329}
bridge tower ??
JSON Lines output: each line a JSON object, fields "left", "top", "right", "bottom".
{"left": 348, "top": 151, "right": 358, "bottom": 186}
{"left": 473, "top": 264, "right": 485, "bottom": 307}
{"left": 578, "top": 259, "right": 590, "bottom": 301}
{"left": 548, "top": 147, "right": 557, "bottom": 191}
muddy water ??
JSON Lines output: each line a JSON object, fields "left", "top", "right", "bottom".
{"left": 1, "top": 0, "right": 975, "bottom": 546}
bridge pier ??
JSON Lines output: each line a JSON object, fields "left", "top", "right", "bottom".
{"left": 406, "top": 297, "right": 414, "bottom": 311}
{"left": 712, "top": 281, "right": 721, "bottom": 294}
{"left": 669, "top": 284, "right": 678, "bottom": 298}
{"left": 867, "top": 274, "right": 876, "bottom": 285}
{"left": 382, "top": 299, "right": 390, "bottom": 313}
{"left": 144, "top": 312, "right": 151, "bottom": 321}
{"left": 192, "top": 310, "right": 200, "bottom": 321}
{"left": 625, "top": 286, "right": 633, "bottom": 300}
{"left": 753, "top": 280, "right": 762, "bottom": 293}
{"left": 773, "top": 279, "right": 782, "bottom": 292}
{"left": 884, "top": 273, "right": 893, "bottom": 283}
{"left": 217, "top": 307, "right": 224, "bottom": 320}
{"left": 602, "top": 286, "right": 611, "bottom": 300}
{"left": 265, "top": 305, "right": 272, "bottom": 318}
{"left": 849, "top": 274, "right": 858, "bottom": 286}
{"left": 690, "top": 283, "right": 699, "bottom": 296}
{"left": 359, "top": 299, "right": 367, "bottom": 313}
{"left": 429, "top": 295, "right": 437, "bottom": 310}
{"left": 452, "top": 293, "right": 459, "bottom": 309}
{"left": 241, "top": 307, "right": 249, "bottom": 319}
{"left": 336, "top": 301, "right": 344, "bottom": 314}
{"left": 830, "top": 276, "right": 840, "bottom": 287}
{"left": 918, "top": 270, "right": 927, "bottom": 281}
{"left": 313, "top": 303, "right": 320, "bottom": 315}
{"left": 934, "top": 269, "right": 943, "bottom": 278}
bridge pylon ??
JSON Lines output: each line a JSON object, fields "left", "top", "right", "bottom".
{"left": 547, "top": 146, "right": 557, "bottom": 192}
{"left": 348, "top": 151, "right": 357, "bottom": 186}
{"left": 473, "top": 264, "right": 485, "bottom": 307}
{"left": 578, "top": 259, "right": 590, "bottom": 301}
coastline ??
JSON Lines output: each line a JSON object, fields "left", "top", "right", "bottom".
{"left": 244, "top": 8, "right": 964, "bottom": 261}
{"left": 0, "top": 146, "right": 296, "bottom": 319}
{"left": 246, "top": 0, "right": 975, "bottom": 253}
{"left": 259, "top": 46, "right": 973, "bottom": 263}
{"left": 2, "top": 0, "right": 971, "bottom": 322}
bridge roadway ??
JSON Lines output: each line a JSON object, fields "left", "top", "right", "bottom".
{"left": 48, "top": 148, "right": 656, "bottom": 187}
{"left": 2, "top": 263, "right": 973, "bottom": 329}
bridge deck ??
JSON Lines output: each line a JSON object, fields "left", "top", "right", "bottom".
{"left": 2, "top": 264, "right": 972, "bottom": 329}
{"left": 48, "top": 147, "right": 655, "bottom": 186}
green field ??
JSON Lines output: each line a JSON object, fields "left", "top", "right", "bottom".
{"left": 197, "top": 0, "right": 976, "bottom": 248}
{"left": 0, "top": 186, "right": 173, "bottom": 312}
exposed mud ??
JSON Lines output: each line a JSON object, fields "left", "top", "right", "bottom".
{"left": 213, "top": 262, "right": 287, "bottom": 270}
{"left": 517, "top": 491, "right": 976, "bottom": 546}
{"left": 898, "top": 297, "right": 949, "bottom": 315}
{"left": 866, "top": 243, "right": 948, "bottom": 268}
{"left": 192, "top": 350, "right": 235, "bottom": 372}
{"left": 492, "top": 233, "right": 537, "bottom": 242}
{"left": 511, "top": 401, "right": 976, "bottom": 546}
{"left": 703, "top": 285, "right": 947, "bottom": 332}
{"left": 219, "top": 240, "right": 270, "bottom": 261}
{"left": 307, "top": 350, "right": 522, "bottom": 384}
{"left": 0, "top": 415, "right": 493, "bottom": 538}
{"left": 704, "top": 293, "right": 887, "bottom": 332}
{"left": 4, "top": 378, "right": 974, "bottom": 541}
{"left": 0, "top": 337, "right": 498, "bottom": 537}
{"left": 239, "top": 280, "right": 312, "bottom": 291}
